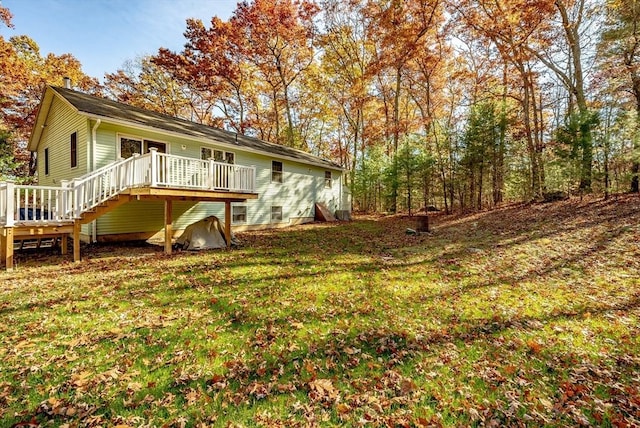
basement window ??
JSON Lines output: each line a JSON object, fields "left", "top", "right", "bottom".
{"left": 271, "top": 206, "right": 283, "bottom": 222}
{"left": 232, "top": 206, "right": 247, "bottom": 223}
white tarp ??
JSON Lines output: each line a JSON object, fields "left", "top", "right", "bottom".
{"left": 175, "top": 215, "right": 236, "bottom": 250}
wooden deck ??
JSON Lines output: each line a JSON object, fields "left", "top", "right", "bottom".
{"left": 1, "top": 150, "right": 259, "bottom": 270}
{"left": 1, "top": 186, "right": 258, "bottom": 271}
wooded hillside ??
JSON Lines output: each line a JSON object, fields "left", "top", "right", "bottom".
{"left": 1, "top": 0, "right": 639, "bottom": 211}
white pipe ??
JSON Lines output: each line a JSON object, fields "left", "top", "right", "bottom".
{"left": 90, "top": 119, "right": 101, "bottom": 243}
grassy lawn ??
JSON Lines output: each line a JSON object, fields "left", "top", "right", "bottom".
{"left": 1, "top": 196, "right": 639, "bottom": 427}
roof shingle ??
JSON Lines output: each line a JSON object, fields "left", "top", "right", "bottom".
{"left": 52, "top": 86, "right": 343, "bottom": 170}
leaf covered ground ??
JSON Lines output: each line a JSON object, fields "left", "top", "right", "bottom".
{"left": 1, "top": 195, "right": 639, "bottom": 427}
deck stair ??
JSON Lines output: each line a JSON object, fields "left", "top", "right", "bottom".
{"left": 79, "top": 195, "right": 133, "bottom": 224}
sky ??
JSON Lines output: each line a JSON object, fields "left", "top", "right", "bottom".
{"left": 1, "top": 0, "right": 238, "bottom": 81}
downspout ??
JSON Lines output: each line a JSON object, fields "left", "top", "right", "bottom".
{"left": 90, "top": 119, "right": 101, "bottom": 243}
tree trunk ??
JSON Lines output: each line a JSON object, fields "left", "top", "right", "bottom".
{"left": 519, "top": 60, "right": 544, "bottom": 199}
{"left": 390, "top": 66, "right": 402, "bottom": 213}
{"left": 632, "top": 76, "right": 640, "bottom": 192}
{"left": 556, "top": 0, "right": 592, "bottom": 191}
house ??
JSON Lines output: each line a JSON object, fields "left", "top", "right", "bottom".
{"left": 0, "top": 84, "right": 349, "bottom": 269}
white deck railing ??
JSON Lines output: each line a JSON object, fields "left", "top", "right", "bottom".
{"left": 0, "top": 149, "right": 256, "bottom": 226}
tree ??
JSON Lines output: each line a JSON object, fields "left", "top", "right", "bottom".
{"left": 319, "top": 0, "right": 377, "bottom": 194}
{"left": 453, "top": 0, "right": 553, "bottom": 199}
{"left": 233, "top": 0, "right": 319, "bottom": 147}
{"left": 104, "top": 56, "right": 202, "bottom": 122}
{"left": 366, "top": 0, "right": 443, "bottom": 212}
{"left": 0, "top": 4, "right": 99, "bottom": 178}
{"left": 600, "top": 0, "right": 640, "bottom": 192}
{"left": 531, "top": 0, "right": 597, "bottom": 191}
{"left": 153, "top": 16, "right": 256, "bottom": 132}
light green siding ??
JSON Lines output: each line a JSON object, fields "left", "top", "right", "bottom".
{"left": 39, "top": 113, "right": 344, "bottom": 237}
{"left": 36, "top": 97, "right": 89, "bottom": 186}
{"left": 95, "top": 128, "right": 344, "bottom": 236}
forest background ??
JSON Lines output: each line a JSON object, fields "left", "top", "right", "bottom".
{"left": 1, "top": 0, "right": 639, "bottom": 214}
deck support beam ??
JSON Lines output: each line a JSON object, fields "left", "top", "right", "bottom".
{"left": 224, "top": 201, "right": 231, "bottom": 249}
{"left": 164, "top": 199, "right": 173, "bottom": 255}
{"left": 2, "top": 227, "right": 14, "bottom": 271}
{"left": 73, "top": 221, "right": 81, "bottom": 263}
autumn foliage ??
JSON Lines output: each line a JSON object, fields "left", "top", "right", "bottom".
{"left": 2, "top": 0, "right": 640, "bottom": 202}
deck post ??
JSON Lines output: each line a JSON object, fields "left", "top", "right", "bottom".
{"left": 59, "top": 180, "right": 70, "bottom": 221}
{"left": 60, "top": 234, "right": 68, "bottom": 255}
{"left": 73, "top": 220, "right": 81, "bottom": 263}
{"left": 224, "top": 200, "right": 231, "bottom": 249}
{"left": 5, "top": 181, "right": 15, "bottom": 227}
{"left": 2, "top": 227, "right": 14, "bottom": 271}
{"left": 208, "top": 158, "right": 215, "bottom": 190}
{"left": 149, "top": 148, "right": 158, "bottom": 187}
{"left": 164, "top": 199, "right": 172, "bottom": 255}
{"left": 131, "top": 153, "right": 139, "bottom": 187}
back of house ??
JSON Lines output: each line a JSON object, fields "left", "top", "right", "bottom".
{"left": 26, "top": 85, "right": 350, "bottom": 243}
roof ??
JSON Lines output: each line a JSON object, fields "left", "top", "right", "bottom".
{"left": 29, "top": 86, "right": 343, "bottom": 171}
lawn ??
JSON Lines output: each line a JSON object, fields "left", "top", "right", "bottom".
{"left": 1, "top": 196, "right": 639, "bottom": 427}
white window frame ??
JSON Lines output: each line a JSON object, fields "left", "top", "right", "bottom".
{"left": 232, "top": 205, "right": 247, "bottom": 224}
{"left": 117, "top": 133, "right": 170, "bottom": 159}
{"left": 271, "top": 206, "right": 283, "bottom": 223}
{"left": 271, "top": 160, "right": 283, "bottom": 183}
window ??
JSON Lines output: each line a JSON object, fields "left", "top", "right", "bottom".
{"left": 44, "top": 148, "right": 50, "bottom": 176}
{"left": 70, "top": 132, "right": 77, "bottom": 168}
{"left": 119, "top": 135, "right": 167, "bottom": 158}
{"left": 145, "top": 140, "right": 166, "bottom": 153}
{"left": 201, "top": 147, "right": 212, "bottom": 160}
{"left": 272, "top": 161, "right": 283, "bottom": 183}
{"left": 271, "top": 206, "right": 283, "bottom": 222}
{"left": 225, "top": 152, "right": 235, "bottom": 164}
{"left": 232, "top": 206, "right": 247, "bottom": 223}
{"left": 324, "top": 171, "right": 332, "bottom": 188}
{"left": 120, "top": 137, "right": 142, "bottom": 159}
{"left": 202, "top": 147, "right": 235, "bottom": 164}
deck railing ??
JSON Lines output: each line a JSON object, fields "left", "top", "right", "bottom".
{"left": 0, "top": 150, "right": 256, "bottom": 226}
{"left": 151, "top": 151, "right": 256, "bottom": 192}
